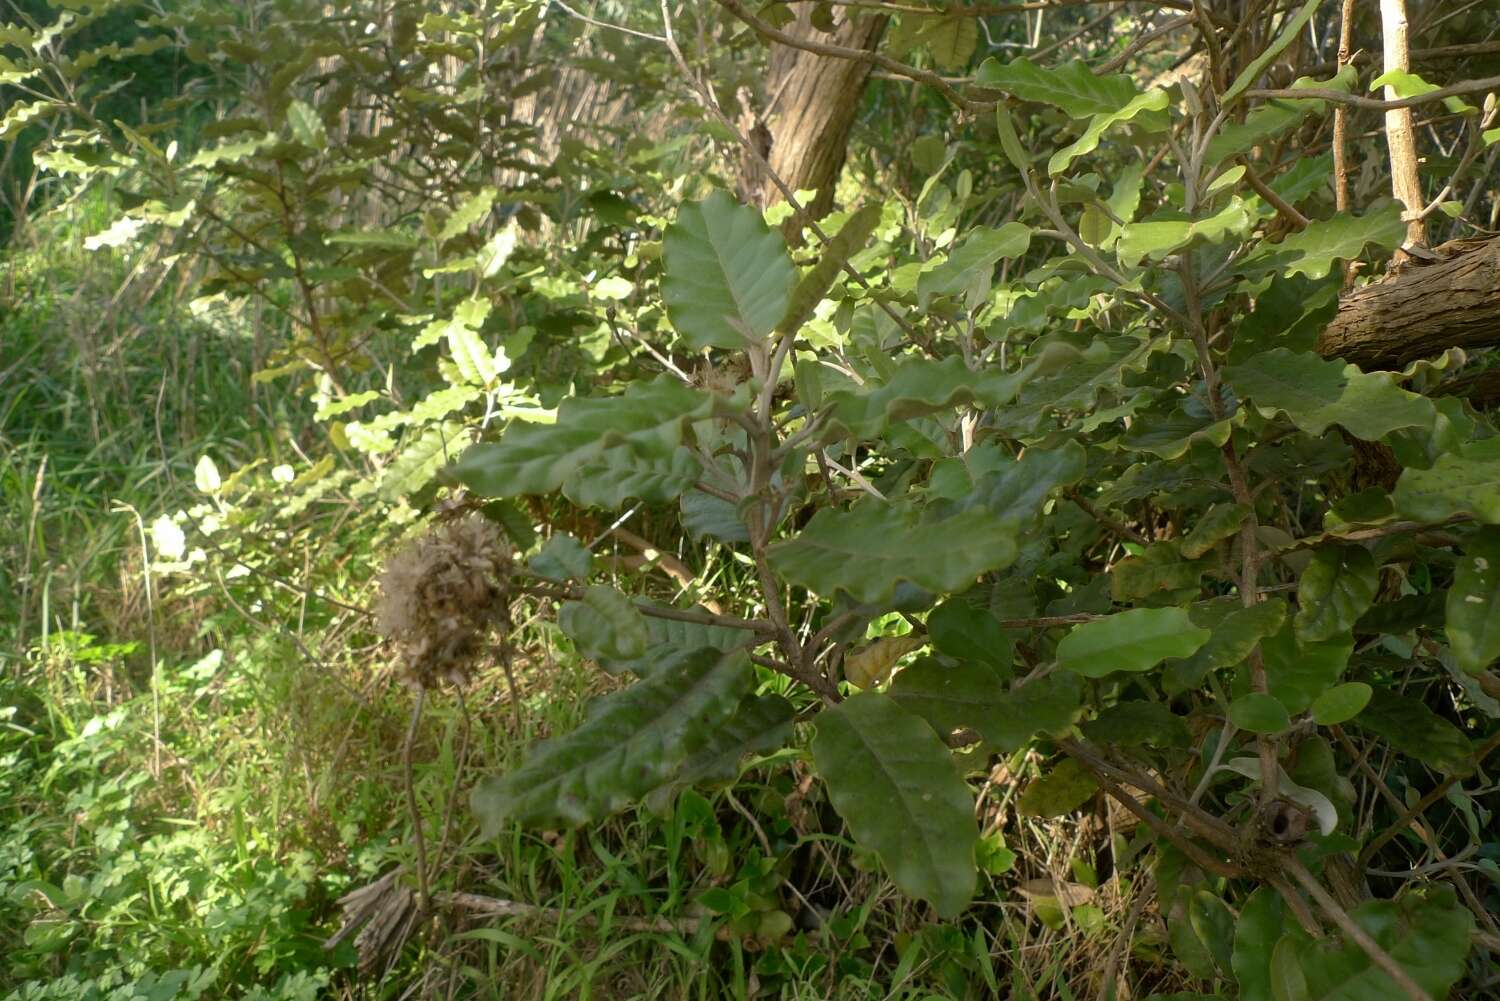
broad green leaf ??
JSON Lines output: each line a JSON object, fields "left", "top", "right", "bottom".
{"left": 598, "top": 602, "right": 744, "bottom": 678}
{"left": 1081, "top": 701, "right": 1190, "bottom": 748}
{"left": 450, "top": 377, "right": 713, "bottom": 501}
{"left": 471, "top": 648, "right": 752, "bottom": 830}
{"left": 565, "top": 444, "right": 701, "bottom": 508}
{"left": 999, "top": 334, "right": 1165, "bottom": 430}
{"left": 1232, "top": 887, "right": 1285, "bottom": 1001}
{"left": 813, "top": 693, "right": 978, "bottom": 918}
{"left": 975, "top": 58, "right": 1139, "bottom": 118}
{"left": 1294, "top": 545, "right": 1378, "bottom": 643}
{"left": 1392, "top": 437, "right": 1500, "bottom": 524}
{"left": 1370, "top": 68, "right": 1477, "bottom": 115}
{"left": 1275, "top": 887, "right": 1474, "bottom": 1000}
{"left": 648, "top": 693, "right": 794, "bottom": 803}
{"left": 1049, "top": 88, "right": 1169, "bottom": 175}
{"left": 1118, "top": 405, "right": 1235, "bottom": 460}
{"left": 1356, "top": 689, "right": 1474, "bottom": 776}
{"left": 1262, "top": 623, "right": 1352, "bottom": 714}
{"left": 1181, "top": 503, "right": 1251, "bottom": 559}
{"left": 1168, "top": 884, "right": 1219, "bottom": 980}
{"left": 982, "top": 671, "right": 1085, "bottom": 750}
{"left": 993, "top": 104, "right": 1029, "bottom": 171}
{"left": 1226, "top": 348, "right": 1434, "bottom": 441}
{"left": 1111, "top": 543, "right": 1209, "bottom": 601}
{"left": 1116, "top": 197, "right": 1254, "bottom": 266}
{"left": 1166, "top": 598, "right": 1287, "bottom": 694}
{"left": 768, "top": 501, "right": 1019, "bottom": 605}
{"left": 889, "top": 11, "right": 977, "bottom": 70}
{"left": 918, "top": 223, "right": 1032, "bottom": 302}
{"left": 559, "top": 585, "right": 649, "bottom": 662}
{"left": 1228, "top": 693, "right": 1291, "bottom": 734}
{"left": 779, "top": 203, "right": 881, "bottom": 335}
{"left": 438, "top": 186, "right": 497, "bottom": 241}
{"left": 1245, "top": 203, "right": 1407, "bottom": 280}
{"left": 662, "top": 190, "right": 795, "bottom": 349}
{"left": 1057, "top": 608, "right": 1210, "bottom": 677}
{"left": 823, "top": 350, "right": 1071, "bottom": 440}
{"left": 1018, "top": 757, "right": 1098, "bottom": 817}
{"left": 680, "top": 489, "right": 750, "bottom": 543}
{"left": 1207, "top": 67, "right": 1355, "bottom": 164}
{"left": 1310, "top": 682, "right": 1372, "bottom": 725}
{"left": 378, "top": 422, "right": 463, "bottom": 501}
{"left": 845, "top": 634, "right": 925, "bottom": 689}
{"left": 529, "top": 533, "right": 592, "bottom": 582}
{"left": 285, "top": 98, "right": 327, "bottom": 148}
{"left": 1189, "top": 890, "right": 1237, "bottom": 976}
{"left": 888, "top": 662, "right": 1083, "bottom": 750}
{"left": 965, "top": 439, "right": 1088, "bottom": 533}
{"left": 1222, "top": 0, "right": 1322, "bottom": 105}
{"left": 1447, "top": 528, "right": 1500, "bottom": 673}
{"left": 927, "top": 600, "right": 1012, "bottom": 675}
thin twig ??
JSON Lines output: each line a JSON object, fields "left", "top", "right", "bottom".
{"left": 405, "top": 687, "right": 431, "bottom": 914}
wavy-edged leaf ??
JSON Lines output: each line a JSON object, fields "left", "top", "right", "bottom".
{"left": 845, "top": 634, "right": 925, "bottom": 689}
{"left": 1018, "top": 758, "right": 1098, "bottom": 817}
{"left": 779, "top": 203, "right": 882, "bottom": 334}
{"left": 1226, "top": 348, "right": 1434, "bottom": 441}
{"left": 597, "top": 602, "right": 744, "bottom": 678}
{"left": 1116, "top": 197, "right": 1255, "bottom": 266}
{"left": 889, "top": 661, "right": 1083, "bottom": 749}
{"left": 1357, "top": 689, "right": 1475, "bottom": 775}
{"left": 889, "top": 11, "right": 977, "bottom": 70}
{"left": 1118, "top": 405, "right": 1235, "bottom": 460}
{"left": 1447, "top": 528, "right": 1500, "bottom": 673}
{"left": 559, "top": 585, "right": 650, "bottom": 662}
{"left": 927, "top": 599, "right": 1012, "bottom": 675}
{"left": 450, "top": 377, "right": 713, "bottom": 501}
{"left": 472, "top": 648, "right": 752, "bottom": 831}
{"left": 1245, "top": 203, "right": 1408, "bottom": 280}
{"left": 566, "top": 444, "right": 701, "bottom": 508}
{"left": 648, "top": 693, "right": 794, "bottom": 805}
{"left": 1207, "top": 67, "right": 1356, "bottom": 164}
{"left": 438, "top": 186, "right": 497, "bottom": 241}
{"left": 379, "top": 421, "right": 464, "bottom": 501}
{"left": 1262, "top": 622, "right": 1352, "bottom": 714}
{"left": 1165, "top": 598, "right": 1287, "bottom": 694}
{"left": 1392, "top": 437, "right": 1500, "bottom": 524}
{"left": 917, "top": 222, "right": 1032, "bottom": 303}
{"left": 1057, "top": 607, "right": 1210, "bottom": 678}
{"left": 1111, "top": 543, "right": 1209, "bottom": 601}
{"left": 1222, "top": 0, "right": 1322, "bottom": 104}
{"left": 663, "top": 190, "right": 795, "bottom": 349}
{"left": 1181, "top": 503, "right": 1251, "bottom": 559}
{"left": 768, "top": 501, "right": 1019, "bottom": 605}
{"left": 1275, "top": 887, "right": 1474, "bottom": 1001}
{"left": 680, "top": 489, "right": 750, "bottom": 543}
{"left": 1295, "top": 545, "right": 1378, "bottom": 643}
{"left": 1082, "top": 701, "right": 1190, "bottom": 748}
{"left": 812, "top": 693, "right": 978, "bottom": 918}
{"left": 965, "top": 439, "right": 1088, "bottom": 534}
{"left": 1049, "top": 88, "right": 1169, "bottom": 175}
{"left": 529, "top": 533, "right": 592, "bottom": 582}
{"left": 975, "top": 58, "right": 1139, "bottom": 118}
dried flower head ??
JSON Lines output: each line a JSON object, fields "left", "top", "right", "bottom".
{"left": 375, "top": 515, "right": 512, "bottom": 689}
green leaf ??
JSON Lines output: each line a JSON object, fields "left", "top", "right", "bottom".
{"left": 558, "top": 585, "right": 650, "bottom": 662}
{"left": 1226, "top": 348, "right": 1434, "bottom": 441}
{"left": 812, "top": 693, "right": 978, "bottom": 918}
{"left": 1181, "top": 503, "right": 1251, "bottom": 559}
{"left": 1245, "top": 203, "right": 1408, "bottom": 280}
{"left": 1057, "top": 608, "right": 1210, "bottom": 678}
{"left": 1392, "top": 437, "right": 1500, "bottom": 524}
{"left": 285, "top": 98, "right": 327, "bottom": 149}
{"left": 966, "top": 439, "right": 1088, "bottom": 533}
{"left": 890, "top": 12, "right": 977, "bottom": 70}
{"left": 438, "top": 186, "right": 497, "bottom": 241}
{"left": 378, "top": 422, "right": 463, "bottom": 500}
{"left": 1262, "top": 623, "right": 1352, "bottom": 714}
{"left": 529, "top": 533, "right": 592, "bottom": 582}
{"left": 1310, "top": 682, "right": 1372, "bottom": 725}
{"left": 1232, "top": 887, "right": 1285, "bottom": 1001}
{"left": 986, "top": 672, "right": 1086, "bottom": 749}
{"left": 598, "top": 602, "right": 745, "bottom": 678}
{"left": 472, "top": 648, "right": 752, "bottom": 830}
{"left": 1370, "top": 68, "right": 1477, "bottom": 115}
{"left": 565, "top": 444, "right": 702, "bottom": 508}
{"left": 1049, "top": 88, "right": 1170, "bottom": 175}
{"left": 662, "top": 190, "right": 795, "bottom": 349}
{"left": 1081, "top": 701, "right": 1190, "bottom": 748}
{"left": 1275, "top": 887, "right": 1474, "bottom": 1000}
{"left": 779, "top": 203, "right": 882, "bottom": 334}
{"left": 680, "top": 489, "right": 750, "bottom": 543}
{"left": 1356, "top": 689, "right": 1474, "bottom": 776}
{"left": 1228, "top": 693, "right": 1291, "bottom": 734}
{"left": 918, "top": 223, "right": 1032, "bottom": 302}
{"left": 1117, "top": 405, "right": 1235, "bottom": 460}
{"left": 648, "top": 693, "right": 794, "bottom": 801}
{"left": 1207, "top": 67, "right": 1356, "bottom": 164}
{"left": 1294, "top": 545, "right": 1378, "bottom": 643}
{"left": 1018, "top": 757, "right": 1098, "bottom": 818}
{"left": 993, "top": 104, "right": 1029, "bottom": 171}
{"left": 1447, "top": 528, "right": 1500, "bottom": 673}
{"left": 888, "top": 656, "right": 1003, "bottom": 738}
{"left": 1166, "top": 599, "right": 1287, "bottom": 694}
{"left": 450, "top": 377, "right": 713, "bottom": 501}
{"left": 1111, "top": 543, "right": 1209, "bottom": 602}
{"left": 1116, "top": 197, "right": 1255, "bottom": 265}
{"left": 927, "top": 600, "right": 1012, "bottom": 675}
{"left": 975, "top": 58, "right": 1139, "bottom": 118}
{"left": 1189, "top": 890, "right": 1237, "bottom": 975}
{"left": 1222, "top": 0, "right": 1322, "bottom": 105}
{"left": 768, "top": 501, "right": 1018, "bottom": 605}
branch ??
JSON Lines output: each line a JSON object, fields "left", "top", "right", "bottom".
{"left": 1358, "top": 729, "right": 1500, "bottom": 866}
{"left": 1245, "top": 73, "right": 1500, "bottom": 112}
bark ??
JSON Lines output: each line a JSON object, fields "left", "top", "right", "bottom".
{"left": 1379, "top": 0, "right": 1426, "bottom": 252}
{"left": 740, "top": 4, "right": 886, "bottom": 237}
{"left": 1315, "top": 236, "right": 1500, "bottom": 369}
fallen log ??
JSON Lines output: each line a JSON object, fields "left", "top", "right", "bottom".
{"left": 1316, "top": 236, "right": 1500, "bottom": 370}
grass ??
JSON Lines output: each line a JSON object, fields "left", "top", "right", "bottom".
{"left": 0, "top": 195, "right": 1160, "bottom": 1001}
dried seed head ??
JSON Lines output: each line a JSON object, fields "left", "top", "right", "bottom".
{"left": 375, "top": 515, "right": 512, "bottom": 690}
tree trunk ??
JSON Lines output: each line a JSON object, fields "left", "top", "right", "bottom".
{"left": 739, "top": 4, "right": 886, "bottom": 238}
{"left": 1315, "top": 237, "right": 1500, "bottom": 369}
